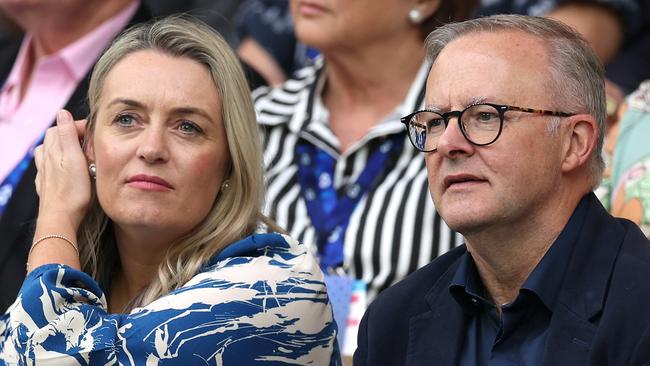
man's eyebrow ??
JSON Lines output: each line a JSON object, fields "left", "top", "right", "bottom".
{"left": 424, "top": 96, "right": 491, "bottom": 112}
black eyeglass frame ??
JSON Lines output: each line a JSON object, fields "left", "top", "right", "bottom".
{"left": 400, "top": 103, "right": 574, "bottom": 152}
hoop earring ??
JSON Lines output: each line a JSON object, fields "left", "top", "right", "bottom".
{"left": 408, "top": 8, "right": 423, "bottom": 24}
{"left": 88, "top": 163, "right": 97, "bottom": 180}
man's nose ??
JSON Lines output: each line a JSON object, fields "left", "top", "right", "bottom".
{"left": 435, "top": 117, "right": 474, "bottom": 157}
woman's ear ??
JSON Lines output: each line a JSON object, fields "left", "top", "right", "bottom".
{"left": 82, "top": 119, "right": 94, "bottom": 163}
{"left": 561, "top": 114, "right": 599, "bottom": 173}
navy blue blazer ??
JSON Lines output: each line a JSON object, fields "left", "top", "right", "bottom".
{"left": 354, "top": 193, "right": 650, "bottom": 365}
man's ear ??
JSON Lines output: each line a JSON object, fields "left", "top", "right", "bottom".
{"left": 561, "top": 114, "right": 599, "bottom": 173}
{"left": 412, "top": 0, "right": 441, "bottom": 22}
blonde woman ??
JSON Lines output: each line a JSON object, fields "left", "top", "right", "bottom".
{"left": 0, "top": 17, "right": 339, "bottom": 365}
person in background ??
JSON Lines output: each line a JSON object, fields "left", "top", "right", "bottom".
{"left": 235, "top": 0, "right": 298, "bottom": 88}
{"left": 254, "top": 0, "right": 478, "bottom": 356}
{"left": 254, "top": 0, "right": 478, "bottom": 306}
{"left": 0, "top": 0, "right": 151, "bottom": 313}
{"left": 0, "top": 16, "right": 339, "bottom": 365}
{"left": 354, "top": 14, "right": 650, "bottom": 365}
{"left": 605, "top": 81, "right": 650, "bottom": 236}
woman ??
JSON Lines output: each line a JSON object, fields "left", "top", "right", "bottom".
{"left": 603, "top": 80, "right": 650, "bottom": 236}
{"left": 0, "top": 17, "right": 339, "bottom": 365}
{"left": 254, "top": 1, "right": 477, "bottom": 305}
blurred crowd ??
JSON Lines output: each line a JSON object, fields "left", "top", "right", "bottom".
{"left": 1, "top": 0, "right": 649, "bottom": 361}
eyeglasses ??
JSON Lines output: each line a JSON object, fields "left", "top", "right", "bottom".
{"left": 400, "top": 103, "right": 574, "bottom": 152}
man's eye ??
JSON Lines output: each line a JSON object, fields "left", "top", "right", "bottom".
{"left": 428, "top": 118, "right": 445, "bottom": 128}
{"left": 477, "top": 112, "right": 498, "bottom": 121}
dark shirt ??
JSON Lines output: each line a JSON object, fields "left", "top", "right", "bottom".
{"left": 450, "top": 196, "right": 589, "bottom": 365}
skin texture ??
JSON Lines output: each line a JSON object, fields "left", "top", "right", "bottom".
{"left": 423, "top": 30, "right": 598, "bottom": 308}
{"left": 32, "top": 50, "right": 230, "bottom": 311}
{"left": 89, "top": 50, "right": 228, "bottom": 249}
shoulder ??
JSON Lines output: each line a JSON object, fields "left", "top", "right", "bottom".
{"left": 252, "top": 62, "right": 322, "bottom": 122}
{"left": 192, "top": 233, "right": 326, "bottom": 300}
{"left": 367, "top": 245, "right": 466, "bottom": 317}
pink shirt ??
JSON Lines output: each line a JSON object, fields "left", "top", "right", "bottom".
{"left": 0, "top": 1, "right": 139, "bottom": 183}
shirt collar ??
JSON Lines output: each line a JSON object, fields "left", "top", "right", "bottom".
{"left": 59, "top": 0, "right": 139, "bottom": 80}
{"left": 1, "top": 34, "right": 33, "bottom": 97}
{"left": 522, "top": 194, "right": 589, "bottom": 310}
{"left": 1, "top": 1, "right": 138, "bottom": 91}
{"left": 297, "top": 58, "right": 429, "bottom": 155}
{"left": 449, "top": 195, "right": 590, "bottom": 312}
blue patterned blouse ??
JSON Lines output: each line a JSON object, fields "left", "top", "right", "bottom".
{"left": 0, "top": 233, "right": 340, "bottom": 365}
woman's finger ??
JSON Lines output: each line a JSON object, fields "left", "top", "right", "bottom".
{"left": 33, "top": 145, "right": 42, "bottom": 171}
{"left": 56, "top": 110, "right": 81, "bottom": 152}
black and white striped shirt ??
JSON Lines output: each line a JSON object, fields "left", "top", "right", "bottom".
{"left": 253, "top": 59, "right": 461, "bottom": 299}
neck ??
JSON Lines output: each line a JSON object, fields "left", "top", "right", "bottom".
{"left": 320, "top": 33, "right": 424, "bottom": 152}
{"left": 465, "top": 189, "right": 585, "bottom": 309}
{"left": 323, "top": 33, "right": 424, "bottom": 109}
{"left": 29, "top": 0, "right": 134, "bottom": 59}
{"left": 109, "top": 226, "right": 173, "bottom": 312}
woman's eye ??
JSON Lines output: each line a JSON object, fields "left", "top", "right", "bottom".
{"left": 179, "top": 121, "right": 203, "bottom": 135}
{"left": 115, "top": 114, "right": 135, "bottom": 127}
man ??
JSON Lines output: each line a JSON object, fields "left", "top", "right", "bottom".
{"left": 354, "top": 14, "right": 650, "bottom": 365}
{"left": 0, "top": 0, "right": 151, "bottom": 312}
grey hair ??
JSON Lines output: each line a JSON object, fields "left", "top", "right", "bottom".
{"left": 425, "top": 14, "right": 606, "bottom": 188}
{"left": 80, "top": 15, "right": 281, "bottom": 309}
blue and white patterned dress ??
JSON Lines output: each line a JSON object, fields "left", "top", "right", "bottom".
{"left": 0, "top": 233, "right": 340, "bottom": 365}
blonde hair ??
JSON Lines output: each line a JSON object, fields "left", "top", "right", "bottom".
{"left": 80, "top": 16, "right": 281, "bottom": 309}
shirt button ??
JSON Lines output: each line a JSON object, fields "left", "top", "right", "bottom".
{"left": 347, "top": 184, "right": 361, "bottom": 199}
{"left": 300, "top": 153, "right": 311, "bottom": 166}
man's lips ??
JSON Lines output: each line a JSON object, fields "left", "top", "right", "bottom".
{"left": 443, "top": 174, "right": 486, "bottom": 188}
{"left": 126, "top": 174, "right": 174, "bottom": 191}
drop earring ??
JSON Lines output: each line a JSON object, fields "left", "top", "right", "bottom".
{"left": 408, "top": 8, "right": 423, "bottom": 24}
{"left": 88, "top": 163, "right": 97, "bottom": 179}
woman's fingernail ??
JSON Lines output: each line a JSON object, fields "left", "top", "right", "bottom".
{"left": 57, "top": 110, "right": 69, "bottom": 123}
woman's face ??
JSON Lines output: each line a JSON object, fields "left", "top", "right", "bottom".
{"left": 290, "top": 0, "right": 420, "bottom": 51}
{"left": 89, "top": 50, "right": 229, "bottom": 242}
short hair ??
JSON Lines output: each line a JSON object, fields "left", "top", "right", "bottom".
{"left": 81, "top": 15, "right": 280, "bottom": 308}
{"left": 425, "top": 14, "right": 606, "bottom": 187}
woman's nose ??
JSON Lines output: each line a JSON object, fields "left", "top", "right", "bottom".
{"left": 136, "top": 126, "right": 170, "bottom": 163}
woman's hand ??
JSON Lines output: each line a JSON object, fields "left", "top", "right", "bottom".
{"left": 33, "top": 110, "right": 91, "bottom": 232}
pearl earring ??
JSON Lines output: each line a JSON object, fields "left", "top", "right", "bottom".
{"left": 220, "top": 180, "right": 230, "bottom": 193}
{"left": 409, "top": 8, "right": 423, "bottom": 24}
{"left": 88, "top": 163, "right": 97, "bottom": 179}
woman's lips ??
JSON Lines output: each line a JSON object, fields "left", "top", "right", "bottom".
{"left": 126, "top": 174, "right": 173, "bottom": 192}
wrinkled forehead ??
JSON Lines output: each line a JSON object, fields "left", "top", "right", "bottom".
{"left": 425, "top": 30, "right": 555, "bottom": 111}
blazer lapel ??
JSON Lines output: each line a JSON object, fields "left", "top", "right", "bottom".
{"left": 543, "top": 194, "right": 624, "bottom": 365}
{"left": 406, "top": 263, "right": 468, "bottom": 366}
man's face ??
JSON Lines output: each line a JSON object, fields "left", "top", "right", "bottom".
{"left": 424, "top": 30, "right": 567, "bottom": 236}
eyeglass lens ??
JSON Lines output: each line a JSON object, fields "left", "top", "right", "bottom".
{"left": 406, "top": 104, "right": 502, "bottom": 151}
